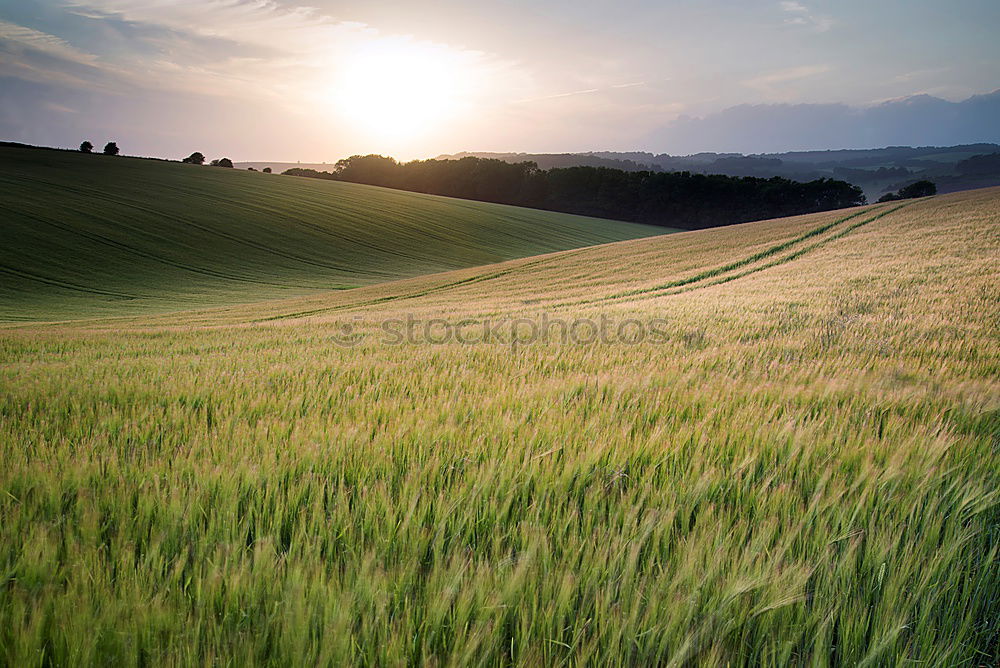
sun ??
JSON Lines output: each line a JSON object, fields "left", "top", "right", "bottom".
{"left": 331, "top": 41, "right": 471, "bottom": 147}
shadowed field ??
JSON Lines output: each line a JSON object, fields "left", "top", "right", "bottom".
{"left": 1, "top": 185, "right": 997, "bottom": 665}
{"left": 0, "top": 146, "right": 666, "bottom": 321}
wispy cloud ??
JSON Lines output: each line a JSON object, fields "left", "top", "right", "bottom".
{"left": 891, "top": 67, "right": 951, "bottom": 84}
{"left": 513, "top": 81, "right": 651, "bottom": 104}
{"left": 13, "top": 0, "right": 516, "bottom": 108}
{"left": 0, "top": 20, "right": 102, "bottom": 67}
{"left": 778, "top": 2, "right": 836, "bottom": 32}
{"left": 515, "top": 88, "right": 600, "bottom": 103}
{"left": 0, "top": 15, "right": 284, "bottom": 97}
{"left": 61, "top": 0, "right": 371, "bottom": 56}
{"left": 0, "top": 19, "right": 129, "bottom": 91}
{"left": 779, "top": 1, "right": 808, "bottom": 13}
{"left": 43, "top": 102, "right": 78, "bottom": 114}
{"left": 743, "top": 64, "right": 833, "bottom": 97}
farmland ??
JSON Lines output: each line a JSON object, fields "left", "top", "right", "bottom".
{"left": 0, "top": 146, "right": 665, "bottom": 321}
{"left": 0, "top": 159, "right": 998, "bottom": 664}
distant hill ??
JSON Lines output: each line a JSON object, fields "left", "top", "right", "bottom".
{"left": 646, "top": 90, "right": 1000, "bottom": 154}
{"left": 433, "top": 152, "right": 658, "bottom": 172}
{"left": 0, "top": 145, "right": 665, "bottom": 320}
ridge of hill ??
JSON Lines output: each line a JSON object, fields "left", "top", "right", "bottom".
{"left": 0, "top": 145, "right": 667, "bottom": 321}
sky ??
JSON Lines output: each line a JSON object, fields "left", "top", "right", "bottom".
{"left": 1, "top": 0, "right": 998, "bottom": 161}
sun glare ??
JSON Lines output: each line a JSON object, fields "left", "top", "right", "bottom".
{"left": 331, "top": 42, "right": 471, "bottom": 147}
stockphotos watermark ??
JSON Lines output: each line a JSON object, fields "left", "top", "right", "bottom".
{"left": 331, "top": 313, "right": 673, "bottom": 347}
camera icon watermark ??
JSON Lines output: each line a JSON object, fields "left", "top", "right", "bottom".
{"left": 330, "top": 315, "right": 367, "bottom": 348}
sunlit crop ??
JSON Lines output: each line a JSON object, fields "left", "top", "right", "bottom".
{"left": 1, "top": 177, "right": 997, "bottom": 664}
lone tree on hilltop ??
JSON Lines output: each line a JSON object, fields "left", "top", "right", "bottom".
{"left": 209, "top": 158, "right": 234, "bottom": 168}
{"left": 79, "top": 141, "right": 93, "bottom": 153}
{"left": 182, "top": 152, "right": 205, "bottom": 165}
{"left": 103, "top": 141, "right": 120, "bottom": 156}
{"left": 262, "top": 167, "right": 272, "bottom": 173}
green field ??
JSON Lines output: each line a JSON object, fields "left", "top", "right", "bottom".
{"left": 0, "top": 146, "right": 666, "bottom": 321}
{"left": 0, "top": 152, "right": 998, "bottom": 665}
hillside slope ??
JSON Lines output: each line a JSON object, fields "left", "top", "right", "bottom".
{"left": 119, "top": 193, "right": 940, "bottom": 327}
{"left": 1, "top": 189, "right": 997, "bottom": 664}
{"left": 0, "top": 146, "right": 666, "bottom": 320}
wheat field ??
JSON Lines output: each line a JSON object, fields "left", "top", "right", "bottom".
{"left": 0, "top": 146, "right": 665, "bottom": 321}
{"left": 1, "top": 184, "right": 998, "bottom": 665}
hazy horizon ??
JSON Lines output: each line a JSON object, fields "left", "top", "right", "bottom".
{"left": 2, "top": 0, "right": 999, "bottom": 162}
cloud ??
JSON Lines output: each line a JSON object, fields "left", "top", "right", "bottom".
{"left": 778, "top": 2, "right": 836, "bottom": 32}
{"left": 0, "top": 20, "right": 102, "bottom": 67}
{"left": 743, "top": 64, "right": 833, "bottom": 95}
{"left": 892, "top": 67, "right": 951, "bottom": 84}
{"left": 779, "top": 2, "right": 808, "bottom": 13}
{"left": 0, "top": 19, "right": 130, "bottom": 91}
{"left": 43, "top": 102, "right": 78, "bottom": 114}
{"left": 61, "top": 0, "right": 369, "bottom": 56}
{"left": 513, "top": 81, "right": 648, "bottom": 104}
{"left": 1, "top": 0, "right": 529, "bottom": 131}
{"left": 0, "top": 16, "right": 280, "bottom": 98}
{"left": 48, "top": 0, "right": 519, "bottom": 111}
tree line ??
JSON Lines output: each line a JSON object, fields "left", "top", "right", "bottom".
{"left": 877, "top": 180, "right": 937, "bottom": 202}
{"left": 78, "top": 142, "right": 269, "bottom": 171}
{"left": 79, "top": 140, "right": 118, "bottom": 156}
{"left": 284, "top": 155, "right": 867, "bottom": 229}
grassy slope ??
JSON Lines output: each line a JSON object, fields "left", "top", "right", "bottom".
{"left": 0, "top": 146, "right": 666, "bottom": 321}
{"left": 1, "top": 189, "right": 998, "bottom": 664}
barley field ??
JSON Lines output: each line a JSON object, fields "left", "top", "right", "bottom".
{"left": 1, "top": 178, "right": 998, "bottom": 664}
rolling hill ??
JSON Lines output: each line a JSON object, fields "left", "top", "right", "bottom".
{"left": 0, "top": 145, "right": 667, "bottom": 321}
{"left": 1, "top": 174, "right": 997, "bottom": 663}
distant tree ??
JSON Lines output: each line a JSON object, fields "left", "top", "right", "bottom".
{"left": 283, "top": 168, "right": 337, "bottom": 180}
{"left": 182, "top": 152, "right": 206, "bottom": 165}
{"left": 79, "top": 141, "right": 93, "bottom": 153}
{"left": 103, "top": 141, "right": 120, "bottom": 156}
{"left": 247, "top": 167, "right": 257, "bottom": 171}
{"left": 334, "top": 154, "right": 400, "bottom": 187}
{"left": 898, "top": 180, "right": 936, "bottom": 198}
{"left": 955, "top": 152, "right": 1000, "bottom": 177}
{"left": 216, "top": 157, "right": 234, "bottom": 168}
{"left": 286, "top": 155, "right": 866, "bottom": 229}
{"left": 262, "top": 167, "right": 272, "bottom": 173}
{"left": 878, "top": 180, "right": 936, "bottom": 202}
